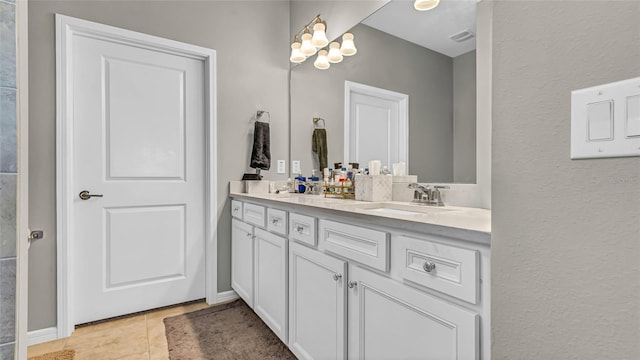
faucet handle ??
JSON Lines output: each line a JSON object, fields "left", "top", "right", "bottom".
{"left": 433, "top": 185, "right": 450, "bottom": 189}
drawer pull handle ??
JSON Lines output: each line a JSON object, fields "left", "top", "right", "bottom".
{"left": 296, "top": 225, "right": 305, "bottom": 233}
{"left": 246, "top": 233, "right": 252, "bottom": 238}
{"left": 423, "top": 261, "right": 436, "bottom": 273}
{"left": 333, "top": 274, "right": 342, "bottom": 281}
{"left": 233, "top": 207, "right": 239, "bottom": 213}
{"left": 272, "top": 218, "right": 279, "bottom": 225}
{"left": 348, "top": 280, "right": 358, "bottom": 288}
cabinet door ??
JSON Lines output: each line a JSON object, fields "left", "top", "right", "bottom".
{"left": 231, "top": 218, "right": 254, "bottom": 307}
{"left": 348, "top": 265, "right": 479, "bottom": 360}
{"left": 254, "top": 228, "right": 288, "bottom": 343}
{"left": 289, "top": 242, "right": 347, "bottom": 360}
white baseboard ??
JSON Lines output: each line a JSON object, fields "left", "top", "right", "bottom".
{"left": 28, "top": 327, "right": 59, "bottom": 345}
{"left": 215, "top": 290, "right": 238, "bottom": 303}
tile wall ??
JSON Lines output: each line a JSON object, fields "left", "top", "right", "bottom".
{"left": 0, "top": 0, "right": 17, "bottom": 358}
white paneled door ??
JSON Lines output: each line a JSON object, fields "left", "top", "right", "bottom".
{"left": 70, "top": 24, "right": 207, "bottom": 324}
{"left": 345, "top": 81, "right": 408, "bottom": 170}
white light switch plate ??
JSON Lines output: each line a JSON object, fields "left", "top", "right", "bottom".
{"left": 292, "top": 160, "right": 301, "bottom": 175}
{"left": 277, "top": 160, "right": 286, "bottom": 174}
{"left": 571, "top": 76, "right": 640, "bottom": 159}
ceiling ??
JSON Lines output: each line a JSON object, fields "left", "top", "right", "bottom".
{"left": 362, "top": 0, "right": 477, "bottom": 58}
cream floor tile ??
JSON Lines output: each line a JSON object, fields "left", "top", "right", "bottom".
{"left": 65, "top": 321, "right": 149, "bottom": 360}
{"left": 73, "top": 314, "right": 146, "bottom": 336}
{"left": 26, "top": 338, "right": 67, "bottom": 357}
{"left": 114, "top": 352, "right": 150, "bottom": 360}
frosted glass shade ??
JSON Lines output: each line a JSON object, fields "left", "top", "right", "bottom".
{"left": 300, "top": 33, "right": 317, "bottom": 56}
{"left": 314, "top": 50, "right": 330, "bottom": 70}
{"left": 290, "top": 42, "right": 306, "bottom": 63}
{"left": 327, "top": 42, "right": 343, "bottom": 63}
{"left": 311, "top": 22, "right": 329, "bottom": 48}
{"left": 340, "top": 33, "right": 357, "bottom": 56}
{"left": 414, "top": 0, "right": 440, "bottom": 11}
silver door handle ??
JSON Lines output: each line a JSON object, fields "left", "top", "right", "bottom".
{"left": 348, "top": 280, "right": 358, "bottom": 288}
{"left": 79, "top": 190, "right": 103, "bottom": 200}
{"left": 333, "top": 273, "right": 342, "bottom": 281}
{"left": 423, "top": 261, "right": 436, "bottom": 272}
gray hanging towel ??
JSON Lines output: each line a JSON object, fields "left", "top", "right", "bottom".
{"left": 312, "top": 128, "right": 328, "bottom": 171}
{"left": 250, "top": 121, "right": 271, "bottom": 170}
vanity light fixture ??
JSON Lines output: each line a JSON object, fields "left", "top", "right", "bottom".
{"left": 414, "top": 0, "right": 440, "bottom": 11}
{"left": 290, "top": 14, "right": 357, "bottom": 70}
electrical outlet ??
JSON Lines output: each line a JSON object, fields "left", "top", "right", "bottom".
{"left": 292, "top": 160, "right": 301, "bottom": 175}
{"left": 277, "top": 160, "right": 286, "bottom": 174}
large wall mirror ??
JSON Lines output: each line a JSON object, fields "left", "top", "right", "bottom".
{"left": 290, "top": 0, "right": 478, "bottom": 184}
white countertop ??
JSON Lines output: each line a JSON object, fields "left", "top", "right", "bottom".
{"left": 230, "top": 191, "right": 491, "bottom": 237}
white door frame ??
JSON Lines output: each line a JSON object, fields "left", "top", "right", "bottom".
{"left": 344, "top": 81, "right": 409, "bottom": 169}
{"left": 15, "top": 0, "right": 29, "bottom": 358}
{"left": 55, "top": 14, "right": 218, "bottom": 338}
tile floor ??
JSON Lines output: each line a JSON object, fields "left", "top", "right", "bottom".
{"left": 27, "top": 301, "right": 211, "bottom": 360}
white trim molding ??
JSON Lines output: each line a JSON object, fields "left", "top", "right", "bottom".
{"left": 27, "top": 327, "right": 58, "bottom": 346}
{"left": 15, "top": 0, "right": 30, "bottom": 358}
{"left": 216, "top": 290, "right": 239, "bottom": 303}
{"left": 55, "top": 14, "right": 218, "bottom": 338}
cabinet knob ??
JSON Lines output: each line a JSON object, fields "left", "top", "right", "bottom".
{"left": 296, "top": 225, "right": 304, "bottom": 233}
{"left": 348, "top": 280, "right": 358, "bottom": 288}
{"left": 423, "top": 261, "right": 436, "bottom": 273}
{"left": 333, "top": 273, "right": 342, "bottom": 281}
{"left": 246, "top": 233, "right": 252, "bottom": 238}
{"left": 272, "top": 218, "right": 279, "bottom": 225}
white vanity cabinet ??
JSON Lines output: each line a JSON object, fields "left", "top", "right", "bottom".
{"left": 288, "top": 241, "right": 347, "bottom": 360}
{"left": 230, "top": 195, "right": 490, "bottom": 360}
{"left": 347, "top": 264, "right": 479, "bottom": 360}
{"left": 231, "top": 203, "right": 289, "bottom": 343}
{"left": 231, "top": 218, "right": 254, "bottom": 307}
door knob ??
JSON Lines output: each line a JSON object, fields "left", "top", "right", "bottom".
{"left": 79, "top": 190, "right": 103, "bottom": 200}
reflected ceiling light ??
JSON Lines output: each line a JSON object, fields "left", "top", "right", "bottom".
{"left": 339, "top": 33, "right": 357, "bottom": 56}
{"left": 314, "top": 50, "right": 330, "bottom": 70}
{"left": 290, "top": 14, "right": 357, "bottom": 69}
{"left": 414, "top": 0, "right": 440, "bottom": 11}
{"left": 327, "top": 42, "right": 343, "bottom": 63}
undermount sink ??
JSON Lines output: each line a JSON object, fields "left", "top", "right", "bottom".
{"left": 356, "top": 202, "right": 455, "bottom": 216}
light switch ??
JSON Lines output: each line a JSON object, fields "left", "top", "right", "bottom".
{"left": 292, "top": 160, "right": 301, "bottom": 175}
{"left": 626, "top": 95, "right": 640, "bottom": 138}
{"left": 571, "top": 76, "right": 640, "bottom": 159}
{"left": 587, "top": 100, "right": 613, "bottom": 141}
{"left": 277, "top": 160, "right": 286, "bottom": 174}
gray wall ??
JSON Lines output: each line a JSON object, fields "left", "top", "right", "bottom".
{"left": 291, "top": 24, "right": 455, "bottom": 182}
{"left": 28, "top": 0, "right": 290, "bottom": 331}
{"left": 0, "top": 0, "right": 17, "bottom": 356}
{"left": 492, "top": 1, "right": 640, "bottom": 359}
{"left": 453, "top": 50, "right": 476, "bottom": 184}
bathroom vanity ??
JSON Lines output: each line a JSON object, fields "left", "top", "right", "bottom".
{"left": 230, "top": 188, "right": 491, "bottom": 360}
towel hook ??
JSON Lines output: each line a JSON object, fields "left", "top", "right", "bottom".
{"left": 256, "top": 110, "right": 270, "bottom": 123}
{"left": 313, "top": 117, "right": 325, "bottom": 129}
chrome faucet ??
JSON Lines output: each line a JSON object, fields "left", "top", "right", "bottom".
{"left": 407, "top": 183, "right": 450, "bottom": 206}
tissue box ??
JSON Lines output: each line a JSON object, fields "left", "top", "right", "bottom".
{"left": 245, "top": 180, "right": 270, "bottom": 194}
{"left": 354, "top": 175, "right": 393, "bottom": 202}
{"left": 392, "top": 175, "right": 418, "bottom": 202}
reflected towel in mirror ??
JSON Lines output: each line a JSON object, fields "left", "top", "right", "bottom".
{"left": 312, "top": 128, "right": 327, "bottom": 172}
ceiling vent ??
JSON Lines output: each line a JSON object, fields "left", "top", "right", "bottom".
{"left": 450, "top": 30, "right": 475, "bottom": 43}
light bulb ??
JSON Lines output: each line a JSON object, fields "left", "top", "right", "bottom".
{"left": 339, "top": 33, "right": 357, "bottom": 56}
{"left": 290, "top": 41, "right": 306, "bottom": 63}
{"left": 314, "top": 50, "right": 330, "bottom": 70}
{"left": 414, "top": 0, "right": 440, "bottom": 11}
{"left": 327, "top": 42, "right": 343, "bottom": 63}
{"left": 311, "top": 22, "right": 329, "bottom": 48}
{"left": 300, "top": 32, "right": 317, "bottom": 56}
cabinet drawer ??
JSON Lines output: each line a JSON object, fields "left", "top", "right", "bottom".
{"left": 243, "top": 203, "right": 266, "bottom": 228}
{"left": 289, "top": 213, "right": 316, "bottom": 247}
{"left": 396, "top": 235, "right": 479, "bottom": 304}
{"left": 267, "top": 208, "right": 288, "bottom": 236}
{"left": 319, "top": 220, "right": 389, "bottom": 272}
{"left": 231, "top": 200, "right": 243, "bottom": 220}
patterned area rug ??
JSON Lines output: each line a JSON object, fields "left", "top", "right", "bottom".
{"left": 164, "top": 299, "right": 296, "bottom": 360}
{"left": 28, "top": 349, "right": 75, "bottom": 360}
